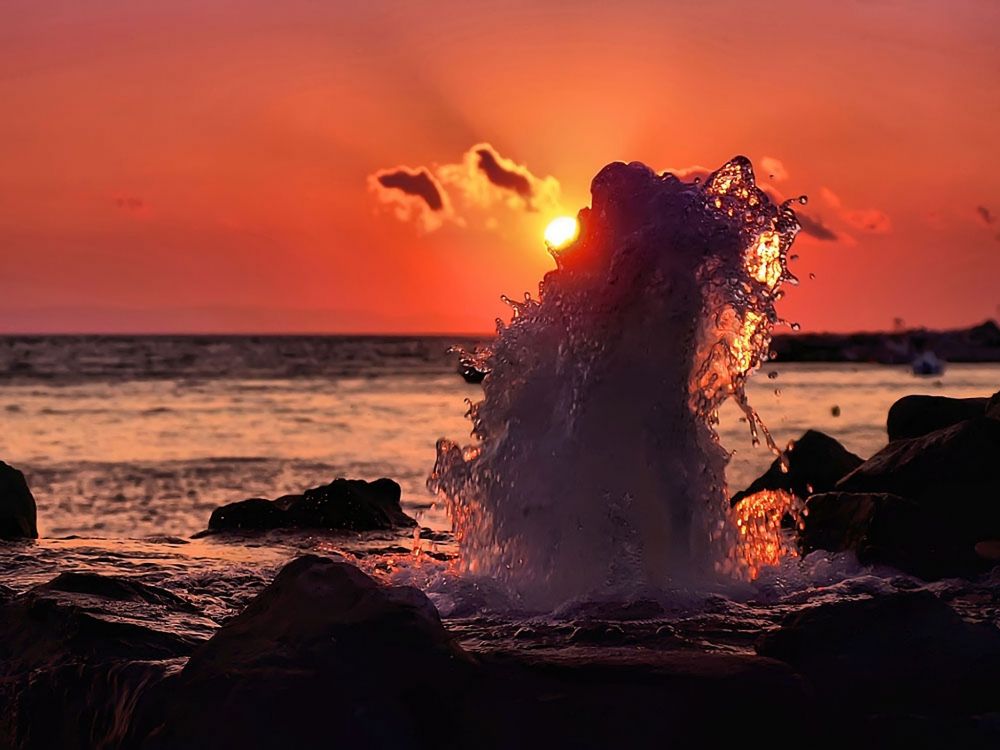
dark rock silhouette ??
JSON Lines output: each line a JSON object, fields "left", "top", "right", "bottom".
{"left": 799, "top": 491, "right": 985, "bottom": 578}
{"left": 136, "top": 556, "right": 812, "bottom": 749}
{"left": 205, "top": 477, "right": 416, "bottom": 533}
{"left": 887, "top": 394, "right": 989, "bottom": 441}
{"left": 838, "top": 417, "right": 1000, "bottom": 505}
{"left": 730, "top": 430, "right": 863, "bottom": 506}
{"left": 137, "top": 555, "right": 468, "bottom": 749}
{"left": 757, "top": 592, "right": 1000, "bottom": 727}
{"left": 0, "top": 462, "right": 37, "bottom": 539}
{"left": 0, "top": 572, "right": 208, "bottom": 750}
{"left": 988, "top": 389, "right": 1000, "bottom": 420}
{"left": 3, "top": 556, "right": 999, "bottom": 749}
{"left": 801, "top": 416, "right": 1000, "bottom": 577}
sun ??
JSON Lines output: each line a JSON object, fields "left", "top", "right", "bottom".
{"left": 544, "top": 216, "right": 579, "bottom": 249}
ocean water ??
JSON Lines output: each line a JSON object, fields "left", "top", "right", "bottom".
{"left": 1, "top": 336, "right": 998, "bottom": 637}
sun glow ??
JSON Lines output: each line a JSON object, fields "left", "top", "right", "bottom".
{"left": 544, "top": 216, "right": 579, "bottom": 249}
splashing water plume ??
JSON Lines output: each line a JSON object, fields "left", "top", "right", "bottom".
{"left": 429, "top": 158, "right": 801, "bottom": 606}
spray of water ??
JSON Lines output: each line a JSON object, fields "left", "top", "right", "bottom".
{"left": 429, "top": 157, "right": 801, "bottom": 607}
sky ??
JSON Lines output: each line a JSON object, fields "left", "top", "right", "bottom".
{"left": 1, "top": 0, "right": 998, "bottom": 334}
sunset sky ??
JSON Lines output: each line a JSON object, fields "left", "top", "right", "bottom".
{"left": 1, "top": 1, "right": 998, "bottom": 334}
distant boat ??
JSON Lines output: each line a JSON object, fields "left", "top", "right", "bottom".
{"left": 911, "top": 351, "right": 945, "bottom": 376}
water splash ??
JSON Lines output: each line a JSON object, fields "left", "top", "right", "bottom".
{"left": 429, "top": 157, "right": 800, "bottom": 606}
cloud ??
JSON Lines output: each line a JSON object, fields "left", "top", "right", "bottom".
{"left": 844, "top": 209, "right": 892, "bottom": 234}
{"left": 474, "top": 146, "right": 533, "bottom": 198}
{"left": 819, "top": 187, "right": 842, "bottom": 209}
{"left": 796, "top": 213, "right": 838, "bottom": 241}
{"left": 437, "top": 143, "right": 560, "bottom": 213}
{"left": 818, "top": 186, "right": 890, "bottom": 235}
{"left": 760, "top": 156, "right": 789, "bottom": 182}
{"left": 976, "top": 205, "right": 995, "bottom": 225}
{"left": 367, "top": 166, "right": 454, "bottom": 232}
{"left": 370, "top": 143, "right": 562, "bottom": 231}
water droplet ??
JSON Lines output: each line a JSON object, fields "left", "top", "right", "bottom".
{"left": 798, "top": 195, "right": 808, "bottom": 205}
{"left": 808, "top": 272, "right": 816, "bottom": 280}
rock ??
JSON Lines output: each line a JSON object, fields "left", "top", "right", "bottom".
{"left": 887, "top": 394, "right": 989, "bottom": 441}
{"left": 838, "top": 416, "right": 1000, "bottom": 509}
{"left": 206, "top": 477, "right": 416, "bottom": 533}
{"left": 468, "top": 650, "right": 813, "bottom": 748}
{"left": 137, "top": 555, "right": 470, "bottom": 749}
{"left": 828, "top": 418, "right": 1000, "bottom": 577}
{"left": 37, "top": 571, "right": 199, "bottom": 612}
{"left": 137, "top": 556, "right": 815, "bottom": 748}
{"left": 757, "top": 592, "right": 1000, "bottom": 718}
{"left": 0, "top": 576, "right": 203, "bottom": 674}
{"left": 988, "top": 390, "right": 1000, "bottom": 420}
{"left": 799, "top": 491, "right": 985, "bottom": 578}
{"left": 0, "top": 572, "right": 208, "bottom": 750}
{"left": 0, "top": 462, "right": 37, "bottom": 539}
{"left": 205, "top": 497, "right": 284, "bottom": 531}
{"left": 730, "top": 430, "right": 863, "bottom": 506}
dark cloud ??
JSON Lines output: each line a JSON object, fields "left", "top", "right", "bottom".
{"left": 475, "top": 146, "right": 533, "bottom": 199}
{"left": 375, "top": 168, "right": 445, "bottom": 211}
{"left": 977, "top": 205, "right": 995, "bottom": 225}
{"left": 796, "top": 213, "right": 838, "bottom": 241}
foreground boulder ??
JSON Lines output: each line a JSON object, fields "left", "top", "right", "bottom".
{"left": 731, "top": 430, "right": 863, "bottom": 506}
{"left": 757, "top": 592, "right": 1000, "bottom": 729}
{"left": 0, "top": 462, "right": 37, "bottom": 539}
{"left": 887, "top": 394, "right": 990, "bottom": 442}
{"left": 137, "top": 555, "right": 469, "bottom": 749}
{"left": 206, "top": 477, "right": 416, "bottom": 533}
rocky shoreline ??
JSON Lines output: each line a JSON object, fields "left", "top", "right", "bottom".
{"left": 2, "top": 388, "right": 1000, "bottom": 748}
{"left": 770, "top": 319, "right": 1000, "bottom": 364}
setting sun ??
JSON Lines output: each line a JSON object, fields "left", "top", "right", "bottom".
{"left": 544, "top": 216, "right": 579, "bottom": 249}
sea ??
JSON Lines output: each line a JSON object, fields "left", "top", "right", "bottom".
{"left": 1, "top": 335, "right": 998, "bottom": 641}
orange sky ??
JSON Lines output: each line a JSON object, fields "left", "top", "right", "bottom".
{"left": 1, "top": 1, "right": 998, "bottom": 334}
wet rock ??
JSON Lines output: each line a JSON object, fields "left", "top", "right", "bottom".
{"left": 815, "top": 418, "right": 1000, "bottom": 577}
{"left": 0, "top": 577, "right": 202, "bottom": 674}
{"left": 0, "top": 573, "right": 206, "bottom": 750}
{"left": 206, "top": 477, "right": 416, "bottom": 533}
{"left": 471, "top": 650, "right": 813, "bottom": 748}
{"left": 730, "top": 430, "right": 863, "bottom": 506}
{"left": 756, "top": 592, "right": 1000, "bottom": 718}
{"left": 0, "top": 461, "right": 37, "bottom": 539}
{"left": 138, "top": 555, "right": 469, "bottom": 749}
{"left": 799, "top": 491, "right": 986, "bottom": 578}
{"left": 37, "top": 571, "right": 200, "bottom": 612}
{"left": 838, "top": 417, "right": 1000, "bottom": 515}
{"left": 887, "top": 394, "right": 989, "bottom": 442}
{"left": 204, "top": 497, "right": 284, "bottom": 531}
